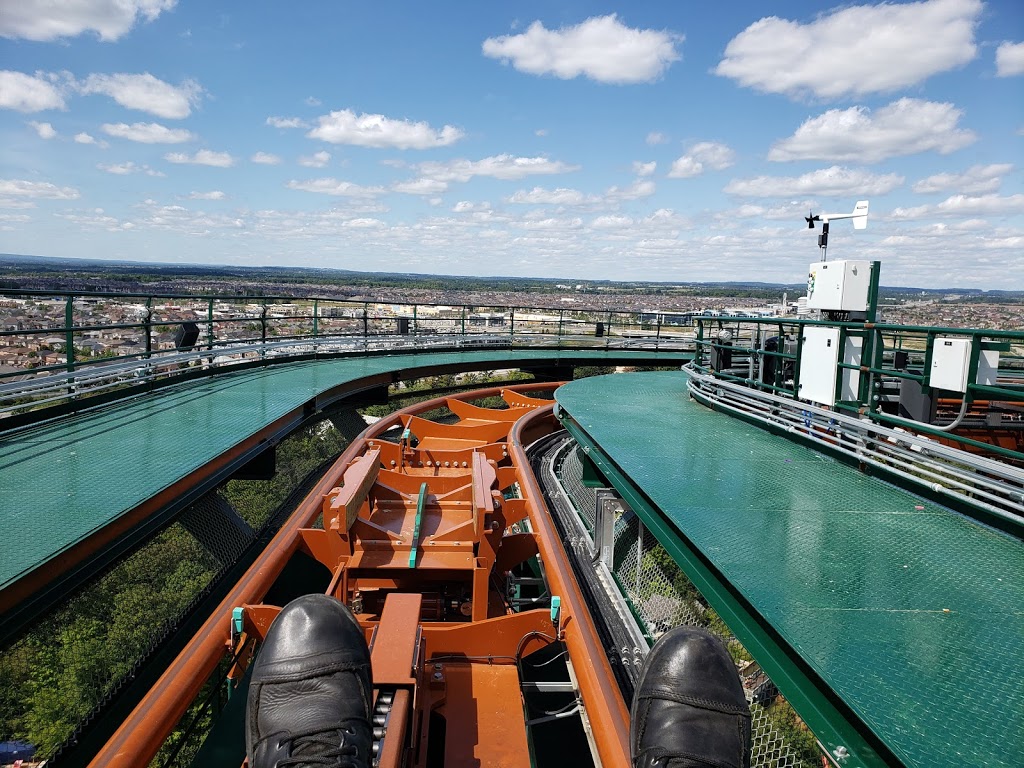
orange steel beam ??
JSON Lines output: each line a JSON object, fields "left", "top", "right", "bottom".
{"left": 509, "top": 406, "right": 632, "bottom": 768}
{"left": 89, "top": 382, "right": 559, "bottom": 768}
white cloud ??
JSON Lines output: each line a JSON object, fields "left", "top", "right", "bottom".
{"left": 102, "top": 121, "right": 194, "bottom": 143}
{"left": 768, "top": 99, "right": 975, "bottom": 163}
{"left": 633, "top": 161, "right": 656, "bottom": 177}
{"left": 286, "top": 178, "right": 384, "bottom": 197}
{"left": 519, "top": 216, "right": 583, "bottom": 231}
{"left": 482, "top": 14, "right": 681, "bottom": 84}
{"left": 507, "top": 187, "right": 590, "bottom": 205}
{"left": 996, "top": 41, "right": 1024, "bottom": 76}
{"left": 605, "top": 179, "right": 655, "bottom": 201}
{"left": 912, "top": 164, "right": 1013, "bottom": 194}
{"left": 645, "top": 131, "right": 668, "bottom": 145}
{"left": 267, "top": 116, "right": 306, "bottom": 129}
{"left": 342, "top": 218, "right": 384, "bottom": 228}
{"left": 392, "top": 178, "right": 449, "bottom": 195}
{"left": 305, "top": 96, "right": 321, "bottom": 107}
{"left": 79, "top": 73, "right": 202, "bottom": 119}
{"left": 725, "top": 166, "right": 904, "bottom": 197}
{"left": 591, "top": 215, "right": 634, "bottom": 228}
{"left": 251, "top": 152, "right": 281, "bottom": 165}
{"left": 890, "top": 194, "right": 1024, "bottom": 219}
{"left": 535, "top": 128, "right": 548, "bottom": 137}
{"left": 97, "top": 161, "right": 163, "bottom": 176}
{"left": 75, "top": 131, "right": 97, "bottom": 144}
{"left": 298, "top": 150, "right": 331, "bottom": 168}
{"left": 188, "top": 190, "right": 226, "bottom": 200}
{"left": 417, "top": 154, "right": 579, "bottom": 183}
{"left": 453, "top": 201, "right": 491, "bottom": 213}
{"left": 0, "top": 0, "right": 176, "bottom": 42}
{"left": 164, "top": 149, "right": 235, "bottom": 167}
{"left": 668, "top": 142, "right": 735, "bottom": 178}
{"left": 28, "top": 121, "right": 56, "bottom": 139}
{"left": 307, "top": 109, "right": 463, "bottom": 149}
{"left": 716, "top": 0, "right": 981, "bottom": 98}
{"left": 0, "top": 70, "right": 66, "bottom": 112}
{"left": 0, "top": 178, "right": 79, "bottom": 199}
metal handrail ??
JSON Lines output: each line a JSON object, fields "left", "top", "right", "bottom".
{"left": 686, "top": 365, "right": 1024, "bottom": 531}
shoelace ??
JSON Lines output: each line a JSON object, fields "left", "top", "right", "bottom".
{"left": 277, "top": 724, "right": 364, "bottom": 768}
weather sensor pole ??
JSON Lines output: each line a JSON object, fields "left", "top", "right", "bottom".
{"left": 804, "top": 200, "right": 869, "bottom": 260}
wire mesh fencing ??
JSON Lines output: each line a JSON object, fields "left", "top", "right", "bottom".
{"left": 0, "top": 418, "right": 349, "bottom": 765}
{"left": 554, "top": 443, "right": 824, "bottom": 768}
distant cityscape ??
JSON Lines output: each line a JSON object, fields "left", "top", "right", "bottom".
{"left": 1, "top": 254, "right": 1022, "bottom": 376}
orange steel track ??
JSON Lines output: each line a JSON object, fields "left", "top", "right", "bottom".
{"left": 89, "top": 382, "right": 631, "bottom": 768}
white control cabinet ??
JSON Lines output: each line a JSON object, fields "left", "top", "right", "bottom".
{"left": 806, "top": 260, "right": 872, "bottom": 312}
{"left": 798, "top": 326, "right": 841, "bottom": 405}
{"left": 930, "top": 337, "right": 972, "bottom": 393}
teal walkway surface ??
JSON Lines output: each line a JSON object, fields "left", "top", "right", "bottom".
{"left": 0, "top": 348, "right": 683, "bottom": 592}
{"left": 555, "top": 371, "right": 1023, "bottom": 768}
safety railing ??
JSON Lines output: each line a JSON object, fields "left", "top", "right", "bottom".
{"left": 686, "top": 315, "right": 1024, "bottom": 531}
{"left": 689, "top": 315, "right": 1024, "bottom": 463}
{"left": 541, "top": 437, "right": 824, "bottom": 767}
{"left": 0, "top": 289, "right": 696, "bottom": 417}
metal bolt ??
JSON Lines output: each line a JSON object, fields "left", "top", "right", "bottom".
{"left": 833, "top": 746, "right": 849, "bottom": 759}
{"left": 432, "top": 671, "right": 443, "bottom": 681}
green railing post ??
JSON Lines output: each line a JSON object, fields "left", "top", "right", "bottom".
{"left": 510, "top": 308, "right": 515, "bottom": 343}
{"left": 461, "top": 305, "right": 466, "bottom": 337}
{"left": 606, "top": 311, "right": 612, "bottom": 349}
{"left": 207, "top": 298, "right": 215, "bottom": 351}
{"left": 558, "top": 309, "right": 564, "bottom": 346}
{"left": 144, "top": 297, "right": 153, "bottom": 360}
{"left": 312, "top": 299, "right": 319, "bottom": 339}
{"left": 656, "top": 315, "right": 662, "bottom": 350}
{"left": 260, "top": 301, "right": 267, "bottom": 346}
{"left": 65, "top": 294, "right": 75, "bottom": 374}
{"left": 413, "top": 304, "right": 418, "bottom": 336}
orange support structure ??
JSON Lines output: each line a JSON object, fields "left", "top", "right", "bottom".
{"left": 89, "top": 382, "right": 631, "bottom": 768}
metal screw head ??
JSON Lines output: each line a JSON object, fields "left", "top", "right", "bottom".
{"left": 833, "top": 745, "right": 849, "bottom": 759}
{"left": 432, "top": 671, "right": 443, "bottom": 681}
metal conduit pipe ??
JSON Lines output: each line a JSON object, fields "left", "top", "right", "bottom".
{"left": 88, "top": 381, "right": 561, "bottom": 768}
{"left": 509, "top": 406, "right": 633, "bottom": 768}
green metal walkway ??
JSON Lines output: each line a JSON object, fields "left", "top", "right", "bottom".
{"left": 0, "top": 348, "right": 683, "bottom": 594}
{"left": 555, "top": 371, "right": 1023, "bottom": 768}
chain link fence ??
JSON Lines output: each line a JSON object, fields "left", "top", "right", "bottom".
{"left": 552, "top": 441, "right": 823, "bottom": 768}
{"left": 0, "top": 416, "right": 350, "bottom": 765}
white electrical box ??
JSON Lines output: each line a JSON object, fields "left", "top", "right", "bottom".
{"left": 798, "top": 326, "right": 841, "bottom": 405}
{"left": 806, "top": 260, "right": 872, "bottom": 312}
{"left": 977, "top": 349, "right": 1000, "bottom": 387}
{"left": 930, "top": 337, "right": 972, "bottom": 393}
{"left": 841, "top": 335, "right": 863, "bottom": 401}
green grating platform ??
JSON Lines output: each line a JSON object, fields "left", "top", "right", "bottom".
{"left": 555, "top": 371, "right": 1023, "bottom": 768}
{"left": 0, "top": 348, "right": 684, "bottom": 593}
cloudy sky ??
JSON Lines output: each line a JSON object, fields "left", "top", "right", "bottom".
{"left": 1, "top": 0, "right": 1022, "bottom": 288}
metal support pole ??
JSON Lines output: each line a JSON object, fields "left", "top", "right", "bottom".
{"left": 207, "top": 298, "right": 214, "bottom": 351}
{"left": 144, "top": 298, "right": 152, "bottom": 360}
{"left": 65, "top": 294, "right": 75, "bottom": 374}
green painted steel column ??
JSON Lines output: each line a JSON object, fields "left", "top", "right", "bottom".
{"left": 65, "top": 294, "right": 75, "bottom": 373}
{"left": 207, "top": 298, "right": 215, "bottom": 350}
{"left": 144, "top": 297, "right": 153, "bottom": 360}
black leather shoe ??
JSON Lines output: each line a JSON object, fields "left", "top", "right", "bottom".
{"left": 630, "top": 626, "right": 752, "bottom": 768}
{"left": 246, "top": 594, "right": 373, "bottom": 768}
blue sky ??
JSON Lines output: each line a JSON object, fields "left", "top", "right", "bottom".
{"left": 1, "top": 0, "right": 1022, "bottom": 288}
